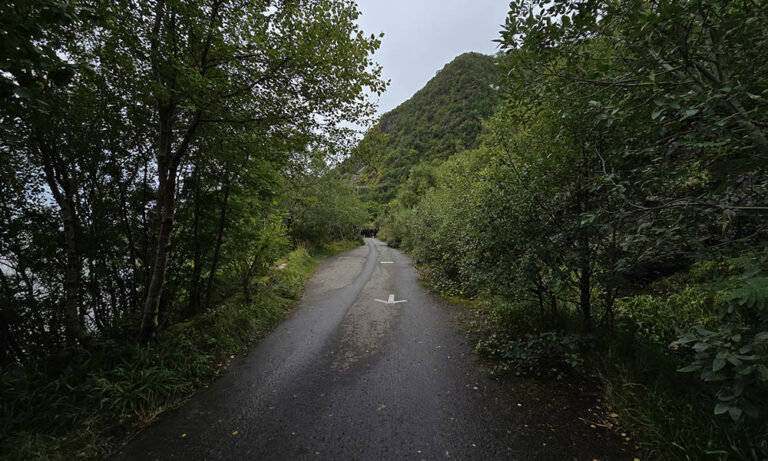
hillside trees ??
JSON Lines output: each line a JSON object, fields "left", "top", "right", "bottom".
{"left": 348, "top": 52, "right": 502, "bottom": 203}
{"left": 0, "top": 0, "right": 382, "bottom": 362}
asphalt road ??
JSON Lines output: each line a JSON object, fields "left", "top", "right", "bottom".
{"left": 117, "top": 238, "right": 548, "bottom": 460}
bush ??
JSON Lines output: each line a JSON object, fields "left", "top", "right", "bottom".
{"left": 476, "top": 330, "right": 583, "bottom": 375}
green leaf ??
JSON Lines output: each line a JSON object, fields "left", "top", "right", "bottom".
{"left": 677, "top": 363, "right": 701, "bottom": 373}
{"left": 714, "top": 402, "right": 729, "bottom": 415}
{"left": 756, "top": 365, "right": 768, "bottom": 381}
{"left": 754, "top": 331, "right": 768, "bottom": 342}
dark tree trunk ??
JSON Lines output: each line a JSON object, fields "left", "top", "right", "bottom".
{"left": 139, "top": 0, "right": 219, "bottom": 341}
{"left": 579, "top": 264, "right": 592, "bottom": 332}
{"left": 39, "top": 145, "right": 89, "bottom": 346}
{"left": 204, "top": 174, "right": 231, "bottom": 310}
{"left": 549, "top": 292, "right": 558, "bottom": 318}
{"left": 61, "top": 196, "right": 89, "bottom": 345}
{"left": 242, "top": 277, "right": 251, "bottom": 304}
{"left": 188, "top": 168, "right": 204, "bottom": 314}
{"left": 0, "top": 270, "right": 19, "bottom": 362}
{"left": 139, "top": 105, "right": 177, "bottom": 343}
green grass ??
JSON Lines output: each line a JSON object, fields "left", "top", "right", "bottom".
{"left": 308, "top": 236, "right": 364, "bottom": 260}
{"left": 0, "top": 243, "right": 357, "bottom": 461}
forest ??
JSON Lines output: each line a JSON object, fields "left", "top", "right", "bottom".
{"left": 3, "top": 0, "right": 768, "bottom": 459}
{"left": 352, "top": 0, "right": 768, "bottom": 459}
{"left": 1, "top": 0, "right": 380, "bottom": 458}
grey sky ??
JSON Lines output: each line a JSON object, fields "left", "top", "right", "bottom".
{"left": 355, "top": 1, "right": 510, "bottom": 115}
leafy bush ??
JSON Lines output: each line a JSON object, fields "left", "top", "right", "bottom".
{"left": 670, "top": 254, "right": 768, "bottom": 423}
{"left": 476, "top": 330, "right": 583, "bottom": 375}
{"left": 616, "top": 287, "right": 718, "bottom": 345}
{"left": 472, "top": 302, "right": 583, "bottom": 375}
{"left": 674, "top": 326, "right": 768, "bottom": 422}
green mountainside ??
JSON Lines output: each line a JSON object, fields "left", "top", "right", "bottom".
{"left": 350, "top": 52, "right": 501, "bottom": 203}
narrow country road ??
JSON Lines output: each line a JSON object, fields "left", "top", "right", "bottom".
{"left": 116, "top": 239, "right": 598, "bottom": 460}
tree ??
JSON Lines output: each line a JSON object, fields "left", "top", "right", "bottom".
{"left": 94, "top": 0, "right": 384, "bottom": 342}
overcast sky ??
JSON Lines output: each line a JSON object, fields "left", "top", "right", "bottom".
{"left": 355, "top": 1, "right": 510, "bottom": 116}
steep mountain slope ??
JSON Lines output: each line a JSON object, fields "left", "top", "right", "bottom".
{"left": 350, "top": 52, "right": 501, "bottom": 203}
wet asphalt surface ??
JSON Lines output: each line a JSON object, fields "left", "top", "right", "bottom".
{"left": 117, "top": 239, "right": 548, "bottom": 460}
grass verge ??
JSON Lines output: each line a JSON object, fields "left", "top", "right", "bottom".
{"left": 0, "top": 240, "right": 361, "bottom": 460}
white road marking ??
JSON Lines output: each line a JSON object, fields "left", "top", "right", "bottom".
{"left": 380, "top": 261, "right": 394, "bottom": 264}
{"left": 374, "top": 294, "right": 407, "bottom": 304}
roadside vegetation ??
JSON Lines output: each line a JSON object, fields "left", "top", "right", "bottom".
{"left": 1, "top": 0, "right": 377, "bottom": 459}
{"left": 353, "top": 1, "right": 768, "bottom": 458}
{"left": 0, "top": 243, "right": 358, "bottom": 460}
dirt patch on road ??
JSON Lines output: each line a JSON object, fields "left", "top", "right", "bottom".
{"left": 305, "top": 248, "right": 368, "bottom": 294}
{"left": 331, "top": 265, "right": 403, "bottom": 371}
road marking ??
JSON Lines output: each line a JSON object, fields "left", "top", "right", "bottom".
{"left": 380, "top": 261, "right": 394, "bottom": 264}
{"left": 375, "top": 294, "right": 407, "bottom": 304}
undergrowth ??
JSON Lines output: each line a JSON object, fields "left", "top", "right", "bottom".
{"left": 0, "top": 241, "right": 359, "bottom": 460}
{"left": 459, "top": 259, "right": 768, "bottom": 460}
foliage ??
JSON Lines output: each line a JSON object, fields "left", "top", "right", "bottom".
{"left": 674, "top": 326, "right": 768, "bottom": 422}
{"left": 663, "top": 253, "right": 768, "bottom": 425}
{"left": 0, "top": 246, "right": 331, "bottom": 460}
{"left": 347, "top": 52, "right": 502, "bottom": 203}
{"left": 287, "top": 163, "right": 369, "bottom": 245}
{"left": 0, "top": 0, "right": 379, "bottom": 359}
{"left": 476, "top": 327, "right": 583, "bottom": 376}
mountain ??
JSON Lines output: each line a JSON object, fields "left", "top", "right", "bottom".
{"left": 349, "top": 52, "right": 502, "bottom": 203}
